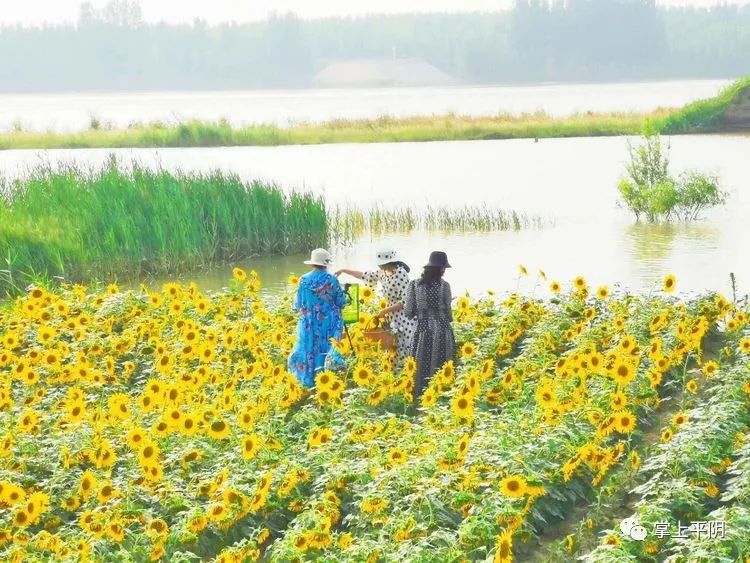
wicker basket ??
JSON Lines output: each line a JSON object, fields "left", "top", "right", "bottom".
{"left": 363, "top": 317, "right": 396, "bottom": 351}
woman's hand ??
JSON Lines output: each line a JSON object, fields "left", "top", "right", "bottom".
{"left": 334, "top": 269, "right": 344, "bottom": 277}
{"left": 376, "top": 309, "right": 388, "bottom": 319}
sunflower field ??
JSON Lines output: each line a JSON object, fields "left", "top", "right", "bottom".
{"left": 0, "top": 268, "right": 748, "bottom": 562}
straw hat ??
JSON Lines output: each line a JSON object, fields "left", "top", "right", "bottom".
{"left": 303, "top": 248, "right": 333, "bottom": 267}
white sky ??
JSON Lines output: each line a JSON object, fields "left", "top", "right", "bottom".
{"left": 1, "top": 0, "right": 748, "bottom": 27}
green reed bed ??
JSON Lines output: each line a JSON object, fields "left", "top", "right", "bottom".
{"left": 0, "top": 161, "right": 327, "bottom": 294}
{"left": 328, "top": 204, "right": 547, "bottom": 245}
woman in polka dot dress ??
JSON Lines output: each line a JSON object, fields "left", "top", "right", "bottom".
{"left": 335, "top": 248, "right": 417, "bottom": 371}
{"left": 404, "top": 251, "right": 455, "bottom": 399}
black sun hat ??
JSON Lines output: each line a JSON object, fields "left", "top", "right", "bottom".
{"left": 424, "top": 251, "right": 451, "bottom": 268}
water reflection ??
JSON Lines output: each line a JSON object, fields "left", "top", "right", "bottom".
{"left": 623, "top": 222, "right": 723, "bottom": 291}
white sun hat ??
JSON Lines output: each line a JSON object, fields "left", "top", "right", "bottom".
{"left": 375, "top": 247, "right": 401, "bottom": 266}
{"left": 303, "top": 248, "right": 333, "bottom": 267}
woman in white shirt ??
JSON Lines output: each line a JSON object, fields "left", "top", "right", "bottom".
{"left": 335, "top": 248, "right": 416, "bottom": 371}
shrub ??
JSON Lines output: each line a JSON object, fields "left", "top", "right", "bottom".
{"left": 617, "top": 135, "right": 725, "bottom": 222}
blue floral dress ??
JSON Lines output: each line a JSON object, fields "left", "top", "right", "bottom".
{"left": 288, "top": 269, "right": 347, "bottom": 387}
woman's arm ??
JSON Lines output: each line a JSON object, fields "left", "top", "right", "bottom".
{"left": 377, "top": 303, "right": 404, "bottom": 318}
{"left": 404, "top": 281, "right": 417, "bottom": 319}
{"left": 334, "top": 268, "right": 364, "bottom": 279}
{"left": 443, "top": 282, "right": 453, "bottom": 322}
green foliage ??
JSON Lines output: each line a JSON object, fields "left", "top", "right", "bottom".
{"left": 617, "top": 136, "right": 726, "bottom": 222}
{"left": 655, "top": 76, "right": 750, "bottom": 134}
{"left": 0, "top": 159, "right": 327, "bottom": 295}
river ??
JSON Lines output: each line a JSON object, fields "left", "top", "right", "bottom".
{"left": 1, "top": 133, "right": 747, "bottom": 297}
{"left": 0, "top": 79, "right": 732, "bottom": 132}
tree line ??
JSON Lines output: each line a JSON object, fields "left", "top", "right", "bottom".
{"left": 0, "top": 0, "right": 747, "bottom": 92}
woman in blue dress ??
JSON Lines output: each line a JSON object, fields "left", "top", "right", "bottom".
{"left": 288, "top": 248, "right": 347, "bottom": 387}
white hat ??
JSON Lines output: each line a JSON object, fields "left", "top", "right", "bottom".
{"left": 375, "top": 247, "right": 401, "bottom": 266}
{"left": 303, "top": 248, "right": 332, "bottom": 267}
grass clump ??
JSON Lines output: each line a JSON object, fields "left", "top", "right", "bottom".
{"left": 328, "top": 204, "right": 546, "bottom": 245}
{"left": 0, "top": 159, "right": 327, "bottom": 294}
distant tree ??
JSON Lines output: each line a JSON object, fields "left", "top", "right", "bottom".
{"left": 78, "top": 3, "right": 97, "bottom": 27}
{"left": 101, "top": 0, "right": 144, "bottom": 27}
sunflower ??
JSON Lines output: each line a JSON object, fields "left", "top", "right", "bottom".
{"left": 232, "top": 268, "right": 247, "bottom": 282}
{"left": 663, "top": 274, "right": 677, "bottom": 293}
{"left": 360, "top": 497, "right": 388, "bottom": 513}
{"left": 207, "top": 418, "right": 231, "bottom": 440}
{"left": 451, "top": 395, "right": 474, "bottom": 419}
{"left": 12, "top": 509, "right": 31, "bottom": 528}
{"left": 366, "top": 388, "right": 387, "bottom": 406}
{"left": 493, "top": 529, "right": 513, "bottom": 563}
{"left": 403, "top": 357, "right": 417, "bottom": 377}
{"left": 702, "top": 361, "right": 719, "bottom": 377}
{"left": 309, "top": 427, "right": 333, "bottom": 448}
{"left": 610, "top": 390, "right": 628, "bottom": 410}
{"left": 518, "top": 264, "right": 528, "bottom": 276}
{"left": 614, "top": 411, "right": 636, "bottom": 434}
{"left": 353, "top": 365, "right": 373, "bottom": 387}
{"left": 146, "top": 518, "right": 169, "bottom": 539}
{"left": 686, "top": 380, "right": 699, "bottom": 393}
{"left": 180, "top": 414, "right": 199, "bottom": 436}
{"left": 596, "top": 286, "right": 610, "bottom": 300}
{"left": 97, "top": 482, "right": 118, "bottom": 504}
{"left": 456, "top": 433, "right": 471, "bottom": 458}
{"left": 549, "top": 281, "right": 561, "bottom": 293}
{"left": 740, "top": 338, "right": 750, "bottom": 354}
{"left": 388, "top": 447, "right": 408, "bottom": 466}
{"left": 573, "top": 275, "right": 587, "bottom": 291}
{"left": 499, "top": 475, "right": 528, "bottom": 498}
{"left": 604, "top": 534, "right": 621, "bottom": 547}
{"left": 672, "top": 412, "right": 689, "bottom": 426}
{"left": 242, "top": 434, "right": 262, "bottom": 460}
{"left": 610, "top": 359, "right": 635, "bottom": 385}
{"left": 138, "top": 441, "right": 161, "bottom": 465}
{"left": 661, "top": 428, "right": 674, "bottom": 442}
{"left": 460, "top": 342, "right": 477, "bottom": 359}
{"left": 535, "top": 385, "right": 557, "bottom": 409}
{"left": 630, "top": 451, "right": 641, "bottom": 471}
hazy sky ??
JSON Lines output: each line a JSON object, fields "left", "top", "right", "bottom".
{"left": 2, "top": 0, "right": 749, "bottom": 27}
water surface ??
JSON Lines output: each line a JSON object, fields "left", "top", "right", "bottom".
{"left": 1, "top": 134, "right": 746, "bottom": 297}
{"left": 0, "top": 79, "right": 732, "bottom": 133}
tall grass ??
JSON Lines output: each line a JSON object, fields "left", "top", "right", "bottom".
{"left": 0, "top": 159, "right": 327, "bottom": 294}
{"left": 328, "top": 204, "right": 547, "bottom": 245}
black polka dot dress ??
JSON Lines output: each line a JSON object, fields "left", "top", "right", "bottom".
{"left": 363, "top": 265, "right": 417, "bottom": 371}
{"left": 404, "top": 278, "right": 455, "bottom": 398}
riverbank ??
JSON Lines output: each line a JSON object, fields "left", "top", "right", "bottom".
{"left": 1, "top": 77, "right": 747, "bottom": 150}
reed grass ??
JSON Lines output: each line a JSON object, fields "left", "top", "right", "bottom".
{"left": 328, "top": 204, "right": 547, "bottom": 245}
{"left": 0, "top": 159, "right": 327, "bottom": 294}
{"left": 0, "top": 112, "right": 653, "bottom": 150}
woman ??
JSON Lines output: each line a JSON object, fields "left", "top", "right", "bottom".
{"left": 404, "top": 251, "right": 455, "bottom": 399}
{"left": 336, "top": 247, "right": 416, "bottom": 371}
{"left": 288, "top": 248, "right": 346, "bottom": 388}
